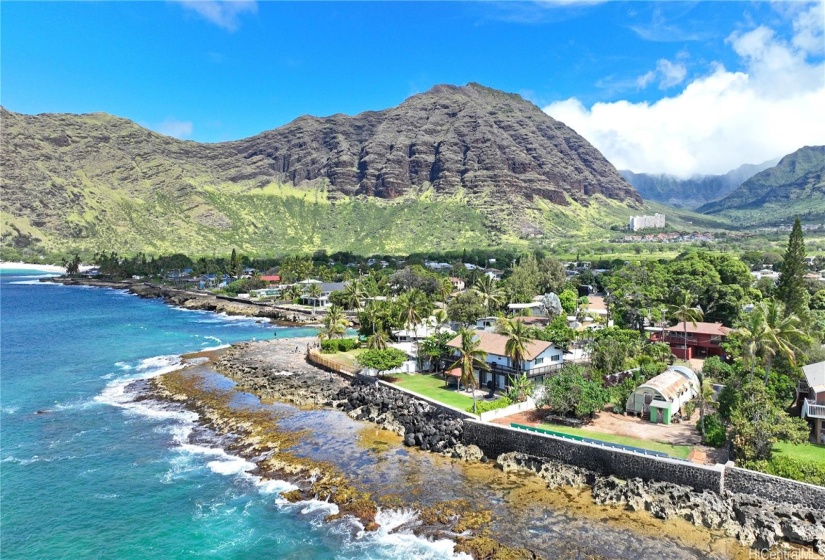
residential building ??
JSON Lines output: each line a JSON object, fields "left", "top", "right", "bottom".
{"left": 391, "top": 318, "right": 454, "bottom": 343}
{"left": 475, "top": 316, "right": 499, "bottom": 331}
{"left": 260, "top": 275, "right": 281, "bottom": 284}
{"left": 799, "top": 361, "right": 825, "bottom": 443}
{"left": 298, "top": 280, "right": 347, "bottom": 307}
{"left": 446, "top": 330, "right": 564, "bottom": 390}
{"left": 449, "top": 277, "right": 466, "bottom": 291}
{"left": 625, "top": 366, "right": 699, "bottom": 424}
{"left": 650, "top": 321, "right": 731, "bottom": 360}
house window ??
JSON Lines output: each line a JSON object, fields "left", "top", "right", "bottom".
{"left": 551, "top": 355, "right": 560, "bottom": 362}
{"left": 535, "top": 357, "right": 544, "bottom": 365}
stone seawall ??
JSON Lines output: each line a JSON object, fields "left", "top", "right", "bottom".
{"left": 725, "top": 465, "right": 825, "bottom": 510}
{"left": 463, "top": 420, "right": 724, "bottom": 492}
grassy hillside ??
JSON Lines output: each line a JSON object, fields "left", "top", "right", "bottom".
{"left": 698, "top": 146, "right": 825, "bottom": 226}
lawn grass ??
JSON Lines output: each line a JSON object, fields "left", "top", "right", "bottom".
{"left": 536, "top": 423, "right": 693, "bottom": 459}
{"left": 390, "top": 373, "right": 476, "bottom": 410}
{"left": 320, "top": 348, "right": 365, "bottom": 370}
{"left": 773, "top": 441, "right": 825, "bottom": 464}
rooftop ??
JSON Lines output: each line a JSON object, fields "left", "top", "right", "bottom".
{"left": 447, "top": 330, "right": 553, "bottom": 360}
{"left": 668, "top": 321, "right": 731, "bottom": 336}
{"left": 803, "top": 361, "right": 825, "bottom": 392}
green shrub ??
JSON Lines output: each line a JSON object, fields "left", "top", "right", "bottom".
{"left": 320, "top": 338, "right": 359, "bottom": 353}
{"left": 469, "top": 397, "right": 513, "bottom": 414}
{"left": 742, "top": 455, "right": 825, "bottom": 486}
{"left": 337, "top": 338, "right": 358, "bottom": 352}
{"left": 683, "top": 401, "right": 695, "bottom": 420}
{"left": 320, "top": 339, "right": 339, "bottom": 353}
{"left": 700, "top": 413, "right": 727, "bottom": 448}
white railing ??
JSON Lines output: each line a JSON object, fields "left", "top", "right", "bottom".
{"left": 802, "top": 398, "right": 825, "bottom": 419}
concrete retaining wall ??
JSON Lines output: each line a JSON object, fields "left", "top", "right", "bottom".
{"left": 463, "top": 420, "right": 724, "bottom": 493}
{"left": 724, "top": 464, "right": 825, "bottom": 510}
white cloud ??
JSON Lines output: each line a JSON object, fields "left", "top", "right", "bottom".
{"left": 544, "top": 4, "right": 825, "bottom": 176}
{"left": 155, "top": 118, "right": 193, "bottom": 139}
{"left": 175, "top": 1, "right": 257, "bottom": 32}
{"left": 655, "top": 59, "right": 687, "bottom": 89}
{"left": 636, "top": 58, "right": 688, "bottom": 90}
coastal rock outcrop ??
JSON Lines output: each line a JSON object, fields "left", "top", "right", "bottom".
{"left": 214, "top": 340, "right": 467, "bottom": 456}
{"left": 500, "top": 451, "right": 825, "bottom": 553}
{"left": 332, "top": 381, "right": 466, "bottom": 455}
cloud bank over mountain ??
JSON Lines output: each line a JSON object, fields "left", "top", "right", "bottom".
{"left": 545, "top": 3, "right": 825, "bottom": 177}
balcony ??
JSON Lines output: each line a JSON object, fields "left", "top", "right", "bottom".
{"left": 802, "top": 398, "right": 825, "bottom": 419}
{"left": 487, "top": 362, "right": 563, "bottom": 379}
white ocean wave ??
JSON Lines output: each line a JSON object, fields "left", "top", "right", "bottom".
{"left": 1, "top": 405, "right": 19, "bottom": 415}
{"left": 7, "top": 278, "right": 64, "bottom": 285}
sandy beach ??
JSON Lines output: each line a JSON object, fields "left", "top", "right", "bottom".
{"left": 0, "top": 261, "right": 65, "bottom": 273}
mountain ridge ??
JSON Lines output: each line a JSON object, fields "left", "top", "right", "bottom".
{"left": 697, "top": 146, "right": 825, "bottom": 226}
{"left": 620, "top": 158, "right": 780, "bottom": 209}
{"left": 1, "top": 83, "right": 644, "bottom": 255}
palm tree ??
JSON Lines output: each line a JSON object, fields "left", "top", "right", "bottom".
{"left": 366, "top": 330, "right": 389, "bottom": 350}
{"left": 342, "top": 280, "right": 363, "bottom": 311}
{"left": 736, "top": 309, "right": 771, "bottom": 381}
{"left": 669, "top": 292, "right": 704, "bottom": 362}
{"left": 759, "top": 300, "right": 805, "bottom": 384}
{"left": 320, "top": 305, "right": 347, "bottom": 340}
{"left": 398, "top": 289, "right": 429, "bottom": 334}
{"left": 437, "top": 276, "right": 453, "bottom": 302}
{"left": 447, "top": 328, "right": 489, "bottom": 414}
{"left": 398, "top": 289, "right": 431, "bottom": 368}
{"left": 307, "top": 283, "right": 322, "bottom": 308}
{"left": 433, "top": 308, "right": 449, "bottom": 333}
{"left": 472, "top": 275, "right": 504, "bottom": 316}
{"left": 361, "top": 300, "right": 381, "bottom": 335}
{"left": 283, "top": 284, "right": 301, "bottom": 303}
{"left": 497, "top": 317, "right": 533, "bottom": 381}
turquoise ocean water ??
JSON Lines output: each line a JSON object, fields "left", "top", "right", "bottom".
{"left": 0, "top": 270, "right": 460, "bottom": 559}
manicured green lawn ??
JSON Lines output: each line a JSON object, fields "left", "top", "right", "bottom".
{"left": 773, "top": 442, "right": 825, "bottom": 464}
{"left": 320, "top": 348, "right": 365, "bottom": 370}
{"left": 390, "top": 373, "right": 476, "bottom": 410}
{"left": 536, "top": 423, "right": 693, "bottom": 459}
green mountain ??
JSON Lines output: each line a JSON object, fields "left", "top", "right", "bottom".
{"left": 3, "top": 83, "right": 653, "bottom": 256}
{"left": 620, "top": 159, "right": 778, "bottom": 209}
{"left": 697, "top": 146, "right": 825, "bottom": 226}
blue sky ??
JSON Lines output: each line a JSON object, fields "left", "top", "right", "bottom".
{"left": 2, "top": 1, "right": 823, "bottom": 176}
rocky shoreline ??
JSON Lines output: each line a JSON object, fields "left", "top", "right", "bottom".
{"left": 149, "top": 358, "right": 536, "bottom": 560}
{"left": 497, "top": 452, "right": 825, "bottom": 554}
{"left": 214, "top": 340, "right": 478, "bottom": 461}
{"left": 44, "top": 277, "right": 319, "bottom": 324}
{"left": 211, "top": 339, "right": 824, "bottom": 556}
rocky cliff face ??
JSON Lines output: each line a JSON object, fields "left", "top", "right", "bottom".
{"left": 1, "top": 83, "right": 640, "bottom": 255}
{"left": 227, "top": 83, "right": 640, "bottom": 205}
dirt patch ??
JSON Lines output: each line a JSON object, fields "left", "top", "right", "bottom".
{"left": 494, "top": 407, "right": 702, "bottom": 446}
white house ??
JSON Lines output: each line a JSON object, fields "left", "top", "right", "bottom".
{"left": 475, "top": 316, "right": 499, "bottom": 331}
{"left": 447, "top": 330, "right": 564, "bottom": 390}
{"left": 298, "top": 280, "right": 347, "bottom": 307}
{"left": 391, "top": 318, "right": 454, "bottom": 343}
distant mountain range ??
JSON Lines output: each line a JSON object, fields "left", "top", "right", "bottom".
{"left": 620, "top": 159, "right": 779, "bottom": 210}
{"left": 1, "top": 83, "right": 651, "bottom": 256}
{"left": 698, "top": 146, "right": 825, "bottom": 226}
